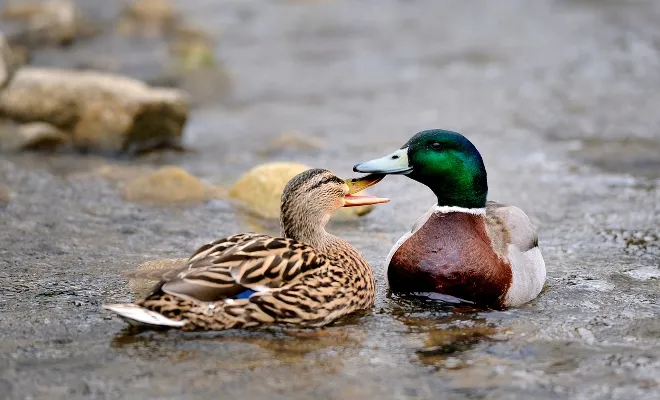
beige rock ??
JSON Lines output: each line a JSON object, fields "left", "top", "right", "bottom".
{"left": 0, "top": 67, "right": 189, "bottom": 153}
{"left": 127, "top": 257, "right": 187, "bottom": 299}
{"left": 123, "top": 166, "right": 219, "bottom": 206}
{"left": 228, "top": 162, "right": 375, "bottom": 221}
{"left": 1, "top": 0, "right": 78, "bottom": 46}
{"left": 0, "top": 121, "right": 69, "bottom": 151}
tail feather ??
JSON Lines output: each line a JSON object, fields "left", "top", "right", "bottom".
{"left": 120, "top": 266, "right": 187, "bottom": 281}
{"left": 102, "top": 304, "right": 187, "bottom": 327}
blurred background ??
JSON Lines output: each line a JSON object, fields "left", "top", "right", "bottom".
{"left": 0, "top": 1, "right": 658, "bottom": 399}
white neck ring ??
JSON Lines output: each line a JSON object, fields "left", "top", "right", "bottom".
{"left": 434, "top": 206, "right": 486, "bottom": 215}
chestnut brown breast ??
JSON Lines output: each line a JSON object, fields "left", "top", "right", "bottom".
{"left": 388, "top": 212, "right": 512, "bottom": 308}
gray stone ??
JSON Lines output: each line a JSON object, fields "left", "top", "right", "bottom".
{"left": 0, "top": 67, "right": 189, "bottom": 153}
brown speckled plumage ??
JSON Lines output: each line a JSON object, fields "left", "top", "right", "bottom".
{"left": 107, "top": 169, "right": 377, "bottom": 331}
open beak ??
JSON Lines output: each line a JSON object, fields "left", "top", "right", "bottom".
{"left": 343, "top": 174, "right": 390, "bottom": 207}
{"left": 352, "top": 147, "right": 413, "bottom": 175}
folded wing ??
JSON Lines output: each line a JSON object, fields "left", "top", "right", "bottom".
{"left": 160, "top": 235, "right": 326, "bottom": 302}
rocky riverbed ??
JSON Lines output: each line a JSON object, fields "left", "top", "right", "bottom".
{"left": 0, "top": 0, "right": 659, "bottom": 399}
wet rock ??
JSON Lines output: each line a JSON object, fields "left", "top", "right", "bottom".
{"left": 258, "top": 132, "right": 324, "bottom": 156}
{"left": 0, "top": 67, "right": 189, "bottom": 153}
{"left": 123, "top": 166, "right": 220, "bottom": 206}
{"left": 0, "top": 0, "right": 81, "bottom": 47}
{"left": 0, "top": 121, "right": 70, "bottom": 151}
{"left": 0, "top": 33, "right": 17, "bottom": 89}
{"left": 127, "top": 257, "right": 187, "bottom": 299}
{"left": 228, "top": 162, "right": 375, "bottom": 221}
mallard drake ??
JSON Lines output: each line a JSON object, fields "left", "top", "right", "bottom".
{"left": 353, "top": 129, "right": 545, "bottom": 309}
{"left": 103, "top": 169, "right": 389, "bottom": 330}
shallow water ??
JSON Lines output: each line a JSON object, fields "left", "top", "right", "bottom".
{"left": 1, "top": 0, "right": 659, "bottom": 399}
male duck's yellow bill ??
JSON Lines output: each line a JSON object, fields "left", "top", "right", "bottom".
{"left": 343, "top": 174, "right": 390, "bottom": 207}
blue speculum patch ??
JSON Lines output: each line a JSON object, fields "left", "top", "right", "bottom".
{"left": 233, "top": 289, "right": 256, "bottom": 299}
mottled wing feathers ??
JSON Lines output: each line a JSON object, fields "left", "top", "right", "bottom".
{"left": 121, "top": 233, "right": 266, "bottom": 282}
{"left": 485, "top": 201, "right": 539, "bottom": 255}
{"left": 161, "top": 236, "right": 326, "bottom": 303}
{"left": 185, "top": 233, "right": 268, "bottom": 269}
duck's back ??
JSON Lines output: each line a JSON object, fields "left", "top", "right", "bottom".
{"left": 485, "top": 202, "right": 545, "bottom": 307}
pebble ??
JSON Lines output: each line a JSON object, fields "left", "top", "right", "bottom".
{"left": 123, "top": 166, "right": 218, "bottom": 206}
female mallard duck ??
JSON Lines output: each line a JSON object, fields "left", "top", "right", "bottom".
{"left": 103, "top": 169, "right": 389, "bottom": 330}
{"left": 353, "top": 129, "right": 545, "bottom": 309}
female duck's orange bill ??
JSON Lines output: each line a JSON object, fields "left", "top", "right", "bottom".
{"left": 343, "top": 174, "right": 389, "bottom": 207}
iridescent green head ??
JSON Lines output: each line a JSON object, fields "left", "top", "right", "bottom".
{"left": 353, "top": 129, "right": 488, "bottom": 209}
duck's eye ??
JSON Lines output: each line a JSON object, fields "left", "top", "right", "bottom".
{"left": 430, "top": 142, "right": 442, "bottom": 149}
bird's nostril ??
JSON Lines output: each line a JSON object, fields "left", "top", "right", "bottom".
{"left": 392, "top": 155, "right": 399, "bottom": 159}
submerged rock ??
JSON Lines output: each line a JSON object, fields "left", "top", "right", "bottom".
{"left": 228, "top": 162, "right": 375, "bottom": 221}
{"left": 0, "top": 67, "right": 189, "bottom": 153}
{"left": 127, "top": 257, "right": 187, "bottom": 299}
{"left": 123, "top": 166, "right": 221, "bottom": 206}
